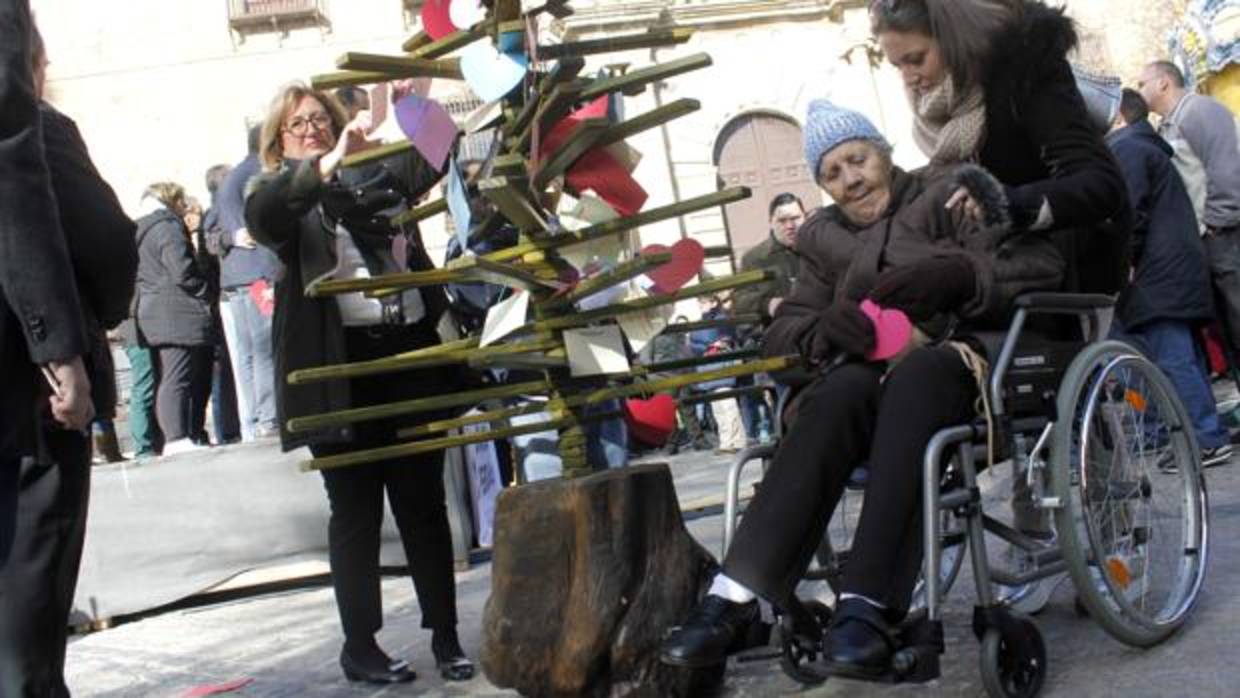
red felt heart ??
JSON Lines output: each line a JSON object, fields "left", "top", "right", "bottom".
{"left": 860, "top": 299, "right": 913, "bottom": 361}
{"left": 641, "top": 239, "right": 705, "bottom": 295}
{"left": 624, "top": 394, "right": 677, "bottom": 446}
{"left": 420, "top": 0, "right": 457, "bottom": 40}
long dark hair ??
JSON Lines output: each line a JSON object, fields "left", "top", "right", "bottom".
{"left": 869, "top": 0, "right": 1020, "bottom": 91}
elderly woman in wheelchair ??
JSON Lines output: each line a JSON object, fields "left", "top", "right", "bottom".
{"left": 662, "top": 98, "right": 1210, "bottom": 696}
{"left": 660, "top": 98, "right": 1067, "bottom": 678}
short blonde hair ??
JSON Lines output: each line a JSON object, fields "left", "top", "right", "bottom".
{"left": 143, "top": 181, "right": 188, "bottom": 213}
{"left": 258, "top": 81, "right": 348, "bottom": 171}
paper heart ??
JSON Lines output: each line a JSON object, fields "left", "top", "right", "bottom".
{"left": 449, "top": 0, "right": 485, "bottom": 29}
{"left": 624, "top": 394, "right": 677, "bottom": 446}
{"left": 860, "top": 299, "right": 913, "bottom": 362}
{"left": 394, "top": 95, "right": 459, "bottom": 171}
{"left": 641, "top": 239, "right": 705, "bottom": 295}
{"left": 459, "top": 42, "right": 528, "bottom": 102}
{"left": 420, "top": 0, "right": 457, "bottom": 40}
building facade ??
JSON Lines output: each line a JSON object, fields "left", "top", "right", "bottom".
{"left": 34, "top": 0, "right": 1179, "bottom": 266}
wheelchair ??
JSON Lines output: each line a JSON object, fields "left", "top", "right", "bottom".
{"left": 720, "top": 293, "right": 1209, "bottom": 697}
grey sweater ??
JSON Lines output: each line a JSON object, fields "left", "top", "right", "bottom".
{"left": 1162, "top": 93, "right": 1240, "bottom": 229}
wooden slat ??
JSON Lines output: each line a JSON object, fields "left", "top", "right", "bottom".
{"left": 486, "top": 187, "right": 751, "bottom": 262}
{"left": 333, "top": 53, "right": 465, "bottom": 79}
{"left": 537, "top": 27, "right": 694, "bottom": 60}
{"left": 595, "top": 98, "right": 700, "bottom": 149}
{"left": 580, "top": 53, "right": 712, "bottom": 101}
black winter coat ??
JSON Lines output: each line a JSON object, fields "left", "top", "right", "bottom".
{"left": 40, "top": 103, "right": 137, "bottom": 418}
{"left": 245, "top": 151, "right": 456, "bottom": 452}
{"left": 765, "top": 167, "right": 1064, "bottom": 387}
{"left": 40, "top": 104, "right": 136, "bottom": 330}
{"left": 133, "top": 208, "right": 213, "bottom": 347}
{"left": 1108, "top": 120, "right": 1213, "bottom": 330}
{"left": 979, "top": 0, "right": 1131, "bottom": 294}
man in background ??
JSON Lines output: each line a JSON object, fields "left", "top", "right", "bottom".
{"left": 205, "top": 126, "right": 279, "bottom": 440}
{"left": 1108, "top": 88, "right": 1231, "bottom": 467}
{"left": 1139, "top": 60, "right": 1240, "bottom": 370}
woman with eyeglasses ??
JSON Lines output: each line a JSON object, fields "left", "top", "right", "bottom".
{"left": 245, "top": 82, "right": 474, "bottom": 686}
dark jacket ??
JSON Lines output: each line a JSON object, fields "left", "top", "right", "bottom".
{"left": 1108, "top": 120, "right": 1213, "bottom": 330}
{"left": 245, "top": 151, "right": 454, "bottom": 451}
{"left": 765, "top": 167, "right": 1064, "bottom": 387}
{"left": 40, "top": 104, "right": 136, "bottom": 331}
{"left": 133, "top": 208, "right": 213, "bottom": 347}
{"left": 736, "top": 234, "right": 800, "bottom": 327}
{"left": 978, "top": 0, "right": 1131, "bottom": 294}
{"left": 1, "top": 0, "right": 90, "bottom": 464}
{"left": 207, "top": 153, "right": 281, "bottom": 289}
{"left": 40, "top": 103, "right": 137, "bottom": 418}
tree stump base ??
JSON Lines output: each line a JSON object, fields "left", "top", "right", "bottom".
{"left": 481, "top": 463, "right": 723, "bottom": 697}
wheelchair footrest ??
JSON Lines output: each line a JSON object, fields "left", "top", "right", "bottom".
{"left": 824, "top": 614, "right": 944, "bottom": 685}
{"left": 888, "top": 613, "right": 944, "bottom": 684}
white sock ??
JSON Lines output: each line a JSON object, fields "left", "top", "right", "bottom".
{"left": 708, "top": 573, "right": 757, "bottom": 604}
{"left": 838, "top": 592, "right": 886, "bottom": 610}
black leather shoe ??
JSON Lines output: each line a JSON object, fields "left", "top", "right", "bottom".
{"left": 432, "top": 627, "right": 476, "bottom": 682}
{"left": 822, "top": 598, "right": 895, "bottom": 680}
{"left": 660, "top": 595, "right": 758, "bottom": 668}
{"left": 340, "top": 645, "right": 416, "bottom": 684}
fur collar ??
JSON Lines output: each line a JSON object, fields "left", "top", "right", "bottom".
{"left": 984, "top": 1, "right": 1078, "bottom": 97}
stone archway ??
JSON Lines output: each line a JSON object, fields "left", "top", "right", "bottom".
{"left": 714, "top": 110, "right": 822, "bottom": 264}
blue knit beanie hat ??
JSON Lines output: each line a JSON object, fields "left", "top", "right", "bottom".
{"left": 803, "top": 99, "right": 890, "bottom": 175}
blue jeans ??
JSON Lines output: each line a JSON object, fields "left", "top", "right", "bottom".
{"left": 219, "top": 288, "right": 276, "bottom": 439}
{"left": 1115, "top": 320, "right": 1229, "bottom": 450}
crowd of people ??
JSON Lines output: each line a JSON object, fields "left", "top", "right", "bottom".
{"left": 4, "top": 0, "right": 1240, "bottom": 694}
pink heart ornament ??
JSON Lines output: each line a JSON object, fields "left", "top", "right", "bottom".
{"left": 860, "top": 299, "right": 913, "bottom": 362}
{"left": 640, "top": 239, "right": 705, "bottom": 295}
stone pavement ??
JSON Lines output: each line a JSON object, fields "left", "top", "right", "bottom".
{"left": 67, "top": 443, "right": 1240, "bottom": 697}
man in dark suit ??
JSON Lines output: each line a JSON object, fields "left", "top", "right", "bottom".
{"left": 1, "top": 8, "right": 137, "bottom": 696}
{"left": 0, "top": 0, "right": 93, "bottom": 563}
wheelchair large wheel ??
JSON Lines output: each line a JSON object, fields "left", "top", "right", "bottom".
{"left": 1050, "top": 341, "right": 1209, "bottom": 647}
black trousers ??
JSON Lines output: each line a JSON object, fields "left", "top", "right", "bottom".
{"left": 309, "top": 324, "right": 458, "bottom": 642}
{"left": 0, "top": 429, "right": 90, "bottom": 698}
{"left": 724, "top": 346, "right": 975, "bottom": 614}
{"left": 154, "top": 345, "right": 212, "bottom": 442}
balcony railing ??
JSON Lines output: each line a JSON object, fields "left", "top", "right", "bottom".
{"left": 228, "top": 0, "right": 324, "bottom": 28}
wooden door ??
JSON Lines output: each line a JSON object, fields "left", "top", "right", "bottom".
{"left": 715, "top": 113, "right": 822, "bottom": 266}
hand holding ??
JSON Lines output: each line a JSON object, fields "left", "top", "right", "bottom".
{"left": 810, "top": 301, "right": 876, "bottom": 362}
{"left": 45, "top": 357, "right": 94, "bottom": 431}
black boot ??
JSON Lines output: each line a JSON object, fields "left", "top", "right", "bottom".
{"left": 340, "top": 637, "right": 416, "bottom": 684}
{"left": 659, "top": 595, "right": 758, "bottom": 668}
{"left": 432, "top": 627, "right": 476, "bottom": 682}
{"left": 821, "top": 597, "right": 895, "bottom": 680}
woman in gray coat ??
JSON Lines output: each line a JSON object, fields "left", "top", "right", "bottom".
{"left": 133, "top": 182, "right": 213, "bottom": 454}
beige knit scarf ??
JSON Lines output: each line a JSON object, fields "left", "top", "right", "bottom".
{"left": 910, "top": 76, "right": 987, "bottom": 165}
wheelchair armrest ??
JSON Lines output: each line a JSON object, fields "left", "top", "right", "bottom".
{"left": 1013, "top": 293, "right": 1115, "bottom": 313}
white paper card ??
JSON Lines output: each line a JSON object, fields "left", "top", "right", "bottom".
{"left": 479, "top": 290, "right": 529, "bottom": 347}
{"left": 616, "top": 309, "right": 667, "bottom": 354}
{"left": 564, "top": 326, "right": 631, "bottom": 376}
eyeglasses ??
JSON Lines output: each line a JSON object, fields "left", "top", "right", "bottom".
{"left": 283, "top": 112, "right": 333, "bottom": 137}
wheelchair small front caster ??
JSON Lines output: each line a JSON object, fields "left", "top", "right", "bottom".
{"left": 778, "top": 599, "right": 832, "bottom": 685}
{"left": 979, "top": 618, "right": 1046, "bottom": 698}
